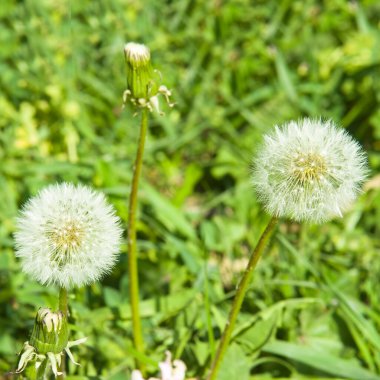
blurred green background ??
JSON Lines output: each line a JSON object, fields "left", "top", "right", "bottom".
{"left": 1, "top": 0, "right": 380, "bottom": 379}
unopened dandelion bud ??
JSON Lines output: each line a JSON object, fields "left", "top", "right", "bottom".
{"left": 30, "top": 308, "right": 68, "bottom": 355}
{"left": 252, "top": 118, "right": 368, "bottom": 223}
{"left": 15, "top": 307, "right": 86, "bottom": 377}
{"left": 124, "top": 42, "right": 156, "bottom": 99}
{"left": 123, "top": 42, "right": 174, "bottom": 114}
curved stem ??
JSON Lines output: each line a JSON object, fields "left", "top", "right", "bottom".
{"left": 207, "top": 217, "right": 278, "bottom": 380}
{"left": 128, "top": 109, "right": 148, "bottom": 360}
{"left": 57, "top": 287, "right": 68, "bottom": 380}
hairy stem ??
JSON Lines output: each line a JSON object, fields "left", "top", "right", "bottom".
{"left": 128, "top": 109, "right": 148, "bottom": 361}
{"left": 207, "top": 217, "right": 278, "bottom": 380}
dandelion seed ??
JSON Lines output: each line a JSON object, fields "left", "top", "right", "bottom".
{"left": 14, "top": 183, "right": 122, "bottom": 288}
{"left": 251, "top": 118, "right": 368, "bottom": 223}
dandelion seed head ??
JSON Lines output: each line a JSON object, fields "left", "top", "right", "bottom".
{"left": 252, "top": 118, "right": 368, "bottom": 223}
{"left": 14, "top": 183, "right": 122, "bottom": 288}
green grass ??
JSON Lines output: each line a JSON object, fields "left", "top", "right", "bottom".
{"left": 0, "top": 0, "right": 380, "bottom": 379}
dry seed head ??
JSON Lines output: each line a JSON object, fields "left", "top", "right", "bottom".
{"left": 252, "top": 118, "right": 368, "bottom": 223}
{"left": 14, "top": 183, "right": 122, "bottom": 288}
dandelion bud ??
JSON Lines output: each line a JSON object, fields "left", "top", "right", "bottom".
{"left": 123, "top": 42, "right": 174, "bottom": 114}
{"left": 15, "top": 307, "right": 86, "bottom": 377}
{"left": 30, "top": 308, "right": 69, "bottom": 355}
{"left": 124, "top": 42, "right": 156, "bottom": 99}
{"left": 252, "top": 118, "right": 368, "bottom": 223}
{"left": 14, "top": 183, "right": 122, "bottom": 288}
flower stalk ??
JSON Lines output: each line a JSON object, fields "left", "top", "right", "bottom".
{"left": 123, "top": 41, "right": 173, "bottom": 365}
{"left": 57, "top": 288, "right": 68, "bottom": 379}
{"left": 207, "top": 217, "right": 278, "bottom": 380}
{"left": 128, "top": 108, "right": 149, "bottom": 360}
{"left": 59, "top": 288, "right": 68, "bottom": 317}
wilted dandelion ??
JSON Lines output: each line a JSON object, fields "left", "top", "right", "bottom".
{"left": 14, "top": 183, "right": 122, "bottom": 289}
{"left": 252, "top": 118, "right": 368, "bottom": 223}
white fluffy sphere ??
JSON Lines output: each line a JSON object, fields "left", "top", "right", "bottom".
{"left": 15, "top": 183, "right": 122, "bottom": 288}
{"left": 252, "top": 119, "right": 368, "bottom": 223}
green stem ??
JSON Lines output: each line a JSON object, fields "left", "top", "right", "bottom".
{"left": 128, "top": 109, "right": 148, "bottom": 360}
{"left": 57, "top": 288, "right": 68, "bottom": 380}
{"left": 207, "top": 217, "right": 278, "bottom": 380}
{"left": 59, "top": 288, "right": 68, "bottom": 317}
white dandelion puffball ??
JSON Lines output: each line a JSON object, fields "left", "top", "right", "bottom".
{"left": 15, "top": 183, "right": 122, "bottom": 288}
{"left": 252, "top": 118, "right": 368, "bottom": 223}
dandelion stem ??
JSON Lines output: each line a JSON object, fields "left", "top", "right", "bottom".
{"left": 59, "top": 288, "right": 68, "bottom": 316}
{"left": 207, "top": 217, "right": 278, "bottom": 380}
{"left": 128, "top": 108, "right": 148, "bottom": 362}
{"left": 58, "top": 287, "right": 68, "bottom": 379}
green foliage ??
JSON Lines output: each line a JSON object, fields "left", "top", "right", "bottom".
{"left": 1, "top": 0, "right": 380, "bottom": 379}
